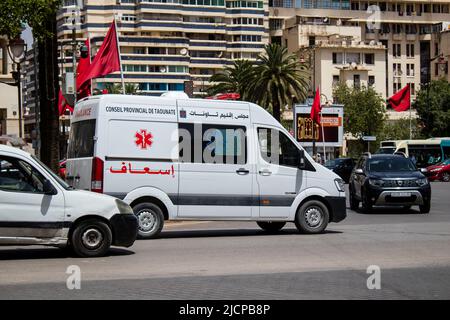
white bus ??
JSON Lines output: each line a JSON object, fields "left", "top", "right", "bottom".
{"left": 377, "top": 139, "right": 443, "bottom": 168}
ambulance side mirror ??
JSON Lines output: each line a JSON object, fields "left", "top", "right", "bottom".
{"left": 298, "top": 149, "right": 306, "bottom": 169}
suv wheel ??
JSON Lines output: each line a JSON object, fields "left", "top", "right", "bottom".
{"left": 361, "top": 189, "right": 372, "bottom": 212}
{"left": 295, "top": 200, "right": 329, "bottom": 234}
{"left": 419, "top": 200, "right": 431, "bottom": 214}
{"left": 349, "top": 185, "right": 359, "bottom": 210}
{"left": 133, "top": 202, "right": 164, "bottom": 239}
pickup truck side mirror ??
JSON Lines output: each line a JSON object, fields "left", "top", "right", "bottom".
{"left": 298, "top": 149, "right": 306, "bottom": 169}
{"left": 355, "top": 168, "right": 364, "bottom": 175}
{"left": 43, "top": 179, "right": 57, "bottom": 195}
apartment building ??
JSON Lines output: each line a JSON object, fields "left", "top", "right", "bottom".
{"left": 269, "top": 0, "right": 450, "bottom": 112}
{"left": 22, "top": 45, "right": 40, "bottom": 144}
{"left": 0, "top": 36, "right": 20, "bottom": 137}
{"left": 431, "top": 25, "right": 450, "bottom": 82}
{"left": 57, "top": 0, "right": 269, "bottom": 96}
{"left": 284, "top": 16, "right": 386, "bottom": 100}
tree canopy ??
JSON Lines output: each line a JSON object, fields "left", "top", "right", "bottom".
{"left": 207, "top": 60, "right": 254, "bottom": 99}
{"left": 333, "top": 83, "right": 386, "bottom": 138}
{"left": 414, "top": 79, "right": 450, "bottom": 138}
{"left": 0, "top": 0, "right": 61, "bottom": 40}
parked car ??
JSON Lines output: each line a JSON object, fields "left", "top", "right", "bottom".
{"left": 426, "top": 159, "right": 450, "bottom": 182}
{"left": 324, "top": 158, "right": 355, "bottom": 183}
{"left": 66, "top": 94, "right": 347, "bottom": 238}
{"left": 0, "top": 144, "right": 138, "bottom": 257}
{"left": 349, "top": 153, "right": 431, "bottom": 213}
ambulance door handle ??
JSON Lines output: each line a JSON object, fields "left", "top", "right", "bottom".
{"left": 259, "top": 169, "right": 272, "bottom": 176}
{"left": 236, "top": 168, "right": 250, "bottom": 175}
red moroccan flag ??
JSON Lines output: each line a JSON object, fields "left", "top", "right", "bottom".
{"left": 77, "top": 21, "right": 120, "bottom": 88}
{"left": 76, "top": 38, "right": 92, "bottom": 100}
{"left": 388, "top": 84, "right": 410, "bottom": 112}
{"left": 310, "top": 88, "right": 322, "bottom": 124}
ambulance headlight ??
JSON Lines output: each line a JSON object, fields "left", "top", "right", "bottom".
{"left": 115, "top": 199, "right": 134, "bottom": 214}
{"left": 334, "top": 178, "right": 345, "bottom": 192}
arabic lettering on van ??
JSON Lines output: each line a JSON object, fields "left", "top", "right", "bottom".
{"left": 181, "top": 109, "right": 249, "bottom": 121}
{"left": 110, "top": 162, "right": 175, "bottom": 177}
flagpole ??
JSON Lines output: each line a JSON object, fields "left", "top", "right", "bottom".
{"left": 321, "top": 109, "right": 326, "bottom": 162}
{"left": 88, "top": 37, "right": 92, "bottom": 95}
{"left": 409, "top": 83, "right": 412, "bottom": 140}
{"left": 113, "top": 15, "right": 126, "bottom": 94}
{"left": 319, "top": 86, "right": 326, "bottom": 162}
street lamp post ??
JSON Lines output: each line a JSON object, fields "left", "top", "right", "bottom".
{"left": 7, "top": 37, "right": 27, "bottom": 139}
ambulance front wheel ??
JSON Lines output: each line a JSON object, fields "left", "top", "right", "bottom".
{"left": 133, "top": 202, "right": 164, "bottom": 239}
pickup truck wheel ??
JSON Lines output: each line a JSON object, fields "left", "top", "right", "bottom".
{"left": 419, "top": 200, "right": 431, "bottom": 214}
{"left": 295, "top": 200, "right": 329, "bottom": 234}
{"left": 257, "top": 221, "right": 286, "bottom": 233}
{"left": 133, "top": 202, "right": 164, "bottom": 239}
{"left": 71, "top": 219, "right": 112, "bottom": 257}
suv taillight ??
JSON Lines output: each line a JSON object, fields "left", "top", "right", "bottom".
{"left": 91, "top": 157, "right": 104, "bottom": 193}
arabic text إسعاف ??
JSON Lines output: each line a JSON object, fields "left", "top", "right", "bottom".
{"left": 109, "top": 162, "right": 175, "bottom": 177}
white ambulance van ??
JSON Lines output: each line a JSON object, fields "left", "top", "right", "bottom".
{"left": 0, "top": 144, "right": 138, "bottom": 257}
{"left": 66, "top": 94, "right": 346, "bottom": 239}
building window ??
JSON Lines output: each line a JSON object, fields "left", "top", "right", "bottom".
{"left": 133, "top": 47, "right": 146, "bottom": 54}
{"left": 393, "top": 43, "right": 401, "bottom": 58}
{"left": 364, "top": 53, "right": 375, "bottom": 65}
{"left": 353, "top": 74, "right": 360, "bottom": 89}
{"left": 406, "top": 43, "right": 415, "bottom": 58}
{"left": 346, "top": 52, "right": 360, "bottom": 64}
{"left": 406, "top": 64, "right": 415, "bottom": 77}
{"left": 393, "top": 82, "right": 402, "bottom": 93}
{"left": 351, "top": 2, "right": 359, "bottom": 10}
{"left": 332, "top": 75, "right": 340, "bottom": 86}
{"left": 368, "top": 75, "right": 375, "bottom": 87}
{"left": 332, "top": 52, "right": 343, "bottom": 64}
{"left": 269, "top": 19, "right": 283, "bottom": 30}
{"left": 121, "top": 14, "right": 136, "bottom": 22}
{"left": 393, "top": 63, "right": 402, "bottom": 76}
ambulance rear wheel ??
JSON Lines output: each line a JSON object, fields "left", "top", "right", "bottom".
{"left": 257, "top": 221, "right": 286, "bottom": 233}
{"left": 133, "top": 202, "right": 164, "bottom": 239}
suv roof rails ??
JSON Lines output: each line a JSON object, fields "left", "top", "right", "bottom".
{"left": 362, "top": 152, "right": 372, "bottom": 158}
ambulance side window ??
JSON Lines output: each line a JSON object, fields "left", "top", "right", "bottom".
{"left": 257, "top": 127, "right": 299, "bottom": 168}
{"left": 179, "top": 123, "right": 247, "bottom": 164}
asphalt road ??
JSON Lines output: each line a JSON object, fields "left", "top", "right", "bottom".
{"left": 1, "top": 183, "right": 450, "bottom": 300}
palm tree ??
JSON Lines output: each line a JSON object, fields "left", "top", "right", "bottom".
{"left": 207, "top": 60, "right": 255, "bottom": 99}
{"left": 247, "top": 44, "right": 310, "bottom": 122}
{"left": 103, "top": 83, "right": 138, "bottom": 94}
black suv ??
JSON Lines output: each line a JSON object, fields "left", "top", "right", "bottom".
{"left": 324, "top": 157, "right": 356, "bottom": 183}
{"left": 349, "top": 154, "right": 431, "bottom": 213}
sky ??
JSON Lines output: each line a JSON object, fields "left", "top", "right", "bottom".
{"left": 22, "top": 25, "right": 34, "bottom": 47}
